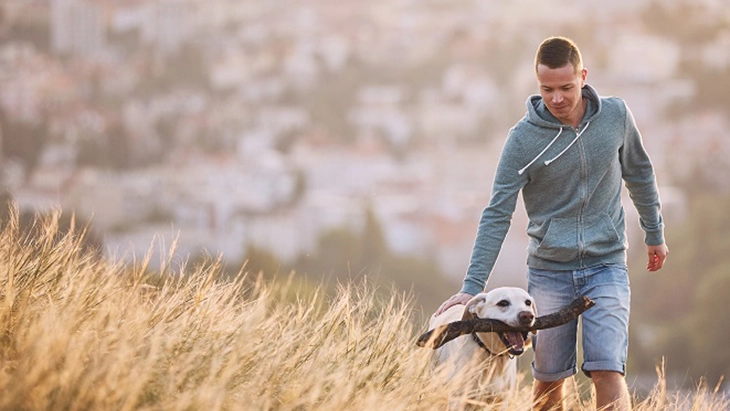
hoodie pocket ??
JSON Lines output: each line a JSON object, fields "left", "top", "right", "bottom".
{"left": 533, "top": 217, "right": 579, "bottom": 262}
{"left": 583, "top": 213, "right": 623, "bottom": 257}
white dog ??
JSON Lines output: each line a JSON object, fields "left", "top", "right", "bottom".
{"left": 429, "top": 287, "right": 537, "bottom": 407}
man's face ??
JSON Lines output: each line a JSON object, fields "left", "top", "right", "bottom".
{"left": 536, "top": 63, "right": 587, "bottom": 126}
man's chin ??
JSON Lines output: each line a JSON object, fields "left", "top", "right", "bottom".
{"left": 548, "top": 106, "right": 568, "bottom": 116}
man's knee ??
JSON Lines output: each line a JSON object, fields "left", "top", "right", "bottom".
{"left": 590, "top": 371, "right": 631, "bottom": 410}
{"left": 534, "top": 377, "right": 566, "bottom": 408}
{"left": 590, "top": 370, "right": 624, "bottom": 384}
{"left": 535, "top": 377, "right": 565, "bottom": 390}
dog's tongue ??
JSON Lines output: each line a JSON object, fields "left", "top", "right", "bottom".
{"left": 505, "top": 332, "right": 525, "bottom": 350}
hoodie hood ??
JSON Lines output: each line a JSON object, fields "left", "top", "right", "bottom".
{"left": 516, "top": 84, "right": 602, "bottom": 175}
{"left": 526, "top": 83, "right": 602, "bottom": 128}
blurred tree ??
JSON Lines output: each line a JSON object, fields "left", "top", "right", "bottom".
{"left": 688, "top": 262, "right": 730, "bottom": 383}
{"left": 630, "top": 191, "right": 730, "bottom": 383}
{"left": 274, "top": 130, "right": 299, "bottom": 154}
{"left": 381, "top": 253, "right": 456, "bottom": 317}
{"left": 683, "top": 66, "right": 730, "bottom": 116}
{"left": 166, "top": 43, "right": 209, "bottom": 89}
{"left": 155, "top": 117, "right": 177, "bottom": 146}
{"left": 294, "top": 209, "right": 457, "bottom": 315}
{"left": 296, "top": 207, "right": 388, "bottom": 281}
{"left": 2, "top": 15, "right": 50, "bottom": 53}
{"left": 290, "top": 62, "right": 359, "bottom": 144}
{"left": 0, "top": 109, "right": 50, "bottom": 174}
{"left": 127, "top": 46, "right": 206, "bottom": 96}
{"left": 301, "top": 226, "right": 362, "bottom": 280}
{"left": 76, "top": 121, "right": 133, "bottom": 170}
{"left": 107, "top": 121, "right": 132, "bottom": 170}
{"left": 642, "top": 0, "right": 725, "bottom": 46}
{"left": 633, "top": 193, "right": 730, "bottom": 321}
{"left": 0, "top": 189, "right": 15, "bottom": 230}
{"left": 107, "top": 28, "right": 141, "bottom": 55}
{"left": 641, "top": 0, "right": 730, "bottom": 118}
{"left": 361, "top": 207, "right": 387, "bottom": 269}
{"left": 76, "top": 136, "right": 108, "bottom": 168}
{"left": 241, "top": 244, "right": 286, "bottom": 280}
{"left": 0, "top": 200, "right": 103, "bottom": 258}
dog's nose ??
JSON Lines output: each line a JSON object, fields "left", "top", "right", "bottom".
{"left": 519, "top": 311, "right": 535, "bottom": 325}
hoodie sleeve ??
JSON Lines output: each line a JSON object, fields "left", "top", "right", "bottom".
{"left": 620, "top": 102, "right": 665, "bottom": 246}
{"left": 460, "top": 131, "right": 530, "bottom": 295}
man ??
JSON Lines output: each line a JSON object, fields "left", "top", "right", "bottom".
{"left": 436, "top": 36, "right": 668, "bottom": 411}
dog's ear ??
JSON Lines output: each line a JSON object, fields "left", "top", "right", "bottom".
{"left": 462, "top": 293, "right": 488, "bottom": 321}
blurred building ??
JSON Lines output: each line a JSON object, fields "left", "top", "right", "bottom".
{"left": 50, "top": 0, "right": 106, "bottom": 56}
{"left": 137, "top": 0, "right": 197, "bottom": 55}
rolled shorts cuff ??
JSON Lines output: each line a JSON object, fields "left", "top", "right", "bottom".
{"left": 531, "top": 363, "right": 577, "bottom": 382}
{"left": 581, "top": 360, "right": 626, "bottom": 377}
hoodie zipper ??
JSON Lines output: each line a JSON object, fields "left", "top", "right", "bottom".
{"left": 576, "top": 124, "right": 588, "bottom": 268}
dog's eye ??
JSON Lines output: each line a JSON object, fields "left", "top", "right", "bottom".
{"left": 525, "top": 300, "right": 532, "bottom": 306}
{"left": 497, "top": 300, "right": 510, "bottom": 307}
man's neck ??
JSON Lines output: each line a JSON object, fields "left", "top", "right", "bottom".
{"left": 568, "top": 98, "right": 587, "bottom": 128}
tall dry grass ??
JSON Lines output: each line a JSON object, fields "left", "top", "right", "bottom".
{"left": 0, "top": 211, "right": 727, "bottom": 410}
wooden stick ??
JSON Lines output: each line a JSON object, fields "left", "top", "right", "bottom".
{"left": 417, "top": 296, "right": 595, "bottom": 349}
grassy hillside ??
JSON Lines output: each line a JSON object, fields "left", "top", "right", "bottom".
{"left": 0, "top": 211, "right": 727, "bottom": 410}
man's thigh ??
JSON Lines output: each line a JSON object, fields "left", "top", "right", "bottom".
{"left": 528, "top": 268, "right": 579, "bottom": 382}
{"left": 579, "top": 264, "right": 630, "bottom": 376}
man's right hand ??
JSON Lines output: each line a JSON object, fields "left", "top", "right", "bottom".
{"left": 435, "top": 292, "right": 474, "bottom": 316}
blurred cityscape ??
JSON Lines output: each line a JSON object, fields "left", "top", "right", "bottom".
{"left": 3, "top": 0, "right": 730, "bottom": 387}
{"left": 1, "top": 0, "right": 729, "bottom": 285}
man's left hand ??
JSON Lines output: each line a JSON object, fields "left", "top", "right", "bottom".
{"left": 647, "top": 243, "right": 669, "bottom": 271}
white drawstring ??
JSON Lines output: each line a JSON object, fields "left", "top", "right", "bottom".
{"left": 517, "top": 127, "right": 563, "bottom": 175}
{"left": 517, "top": 121, "right": 591, "bottom": 175}
{"left": 544, "top": 121, "right": 591, "bottom": 166}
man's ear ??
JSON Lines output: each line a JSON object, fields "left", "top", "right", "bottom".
{"left": 462, "top": 293, "right": 488, "bottom": 321}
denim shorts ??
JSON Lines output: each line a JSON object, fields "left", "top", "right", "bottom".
{"left": 528, "top": 263, "right": 630, "bottom": 381}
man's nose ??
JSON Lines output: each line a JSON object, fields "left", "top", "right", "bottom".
{"left": 552, "top": 93, "right": 563, "bottom": 103}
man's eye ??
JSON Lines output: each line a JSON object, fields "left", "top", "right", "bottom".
{"left": 497, "top": 300, "right": 510, "bottom": 307}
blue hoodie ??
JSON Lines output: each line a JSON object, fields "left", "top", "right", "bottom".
{"left": 460, "top": 84, "right": 665, "bottom": 296}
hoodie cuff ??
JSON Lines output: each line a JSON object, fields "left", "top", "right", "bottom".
{"left": 644, "top": 229, "right": 665, "bottom": 246}
{"left": 460, "top": 277, "right": 485, "bottom": 296}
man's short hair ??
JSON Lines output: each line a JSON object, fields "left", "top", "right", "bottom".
{"left": 535, "top": 36, "right": 583, "bottom": 73}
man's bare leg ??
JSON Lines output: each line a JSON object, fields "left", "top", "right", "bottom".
{"left": 592, "top": 371, "right": 631, "bottom": 410}
{"left": 534, "top": 378, "right": 565, "bottom": 410}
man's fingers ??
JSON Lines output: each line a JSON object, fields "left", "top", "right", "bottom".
{"left": 436, "top": 297, "right": 458, "bottom": 315}
{"left": 647, "top": 251, "right": 667, "bottom": 271}
{"left": 647, "top": 253, "right": 659, "bottom": 271}
{"left": 647, "top": 253, "right": 657, "bottom": 270}
{"left": 647, "top": 245, "right": 669, "bottom": 272}
{"left": 435, "top": 293, "right": 472, "bottom": 315}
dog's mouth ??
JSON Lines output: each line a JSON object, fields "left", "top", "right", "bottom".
{"left": 498, "top": 331, "right": 530, "bottom": 356}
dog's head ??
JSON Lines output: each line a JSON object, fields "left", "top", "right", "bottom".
{"left": 462, "top": 287, "right": 537, "bottom": 356}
